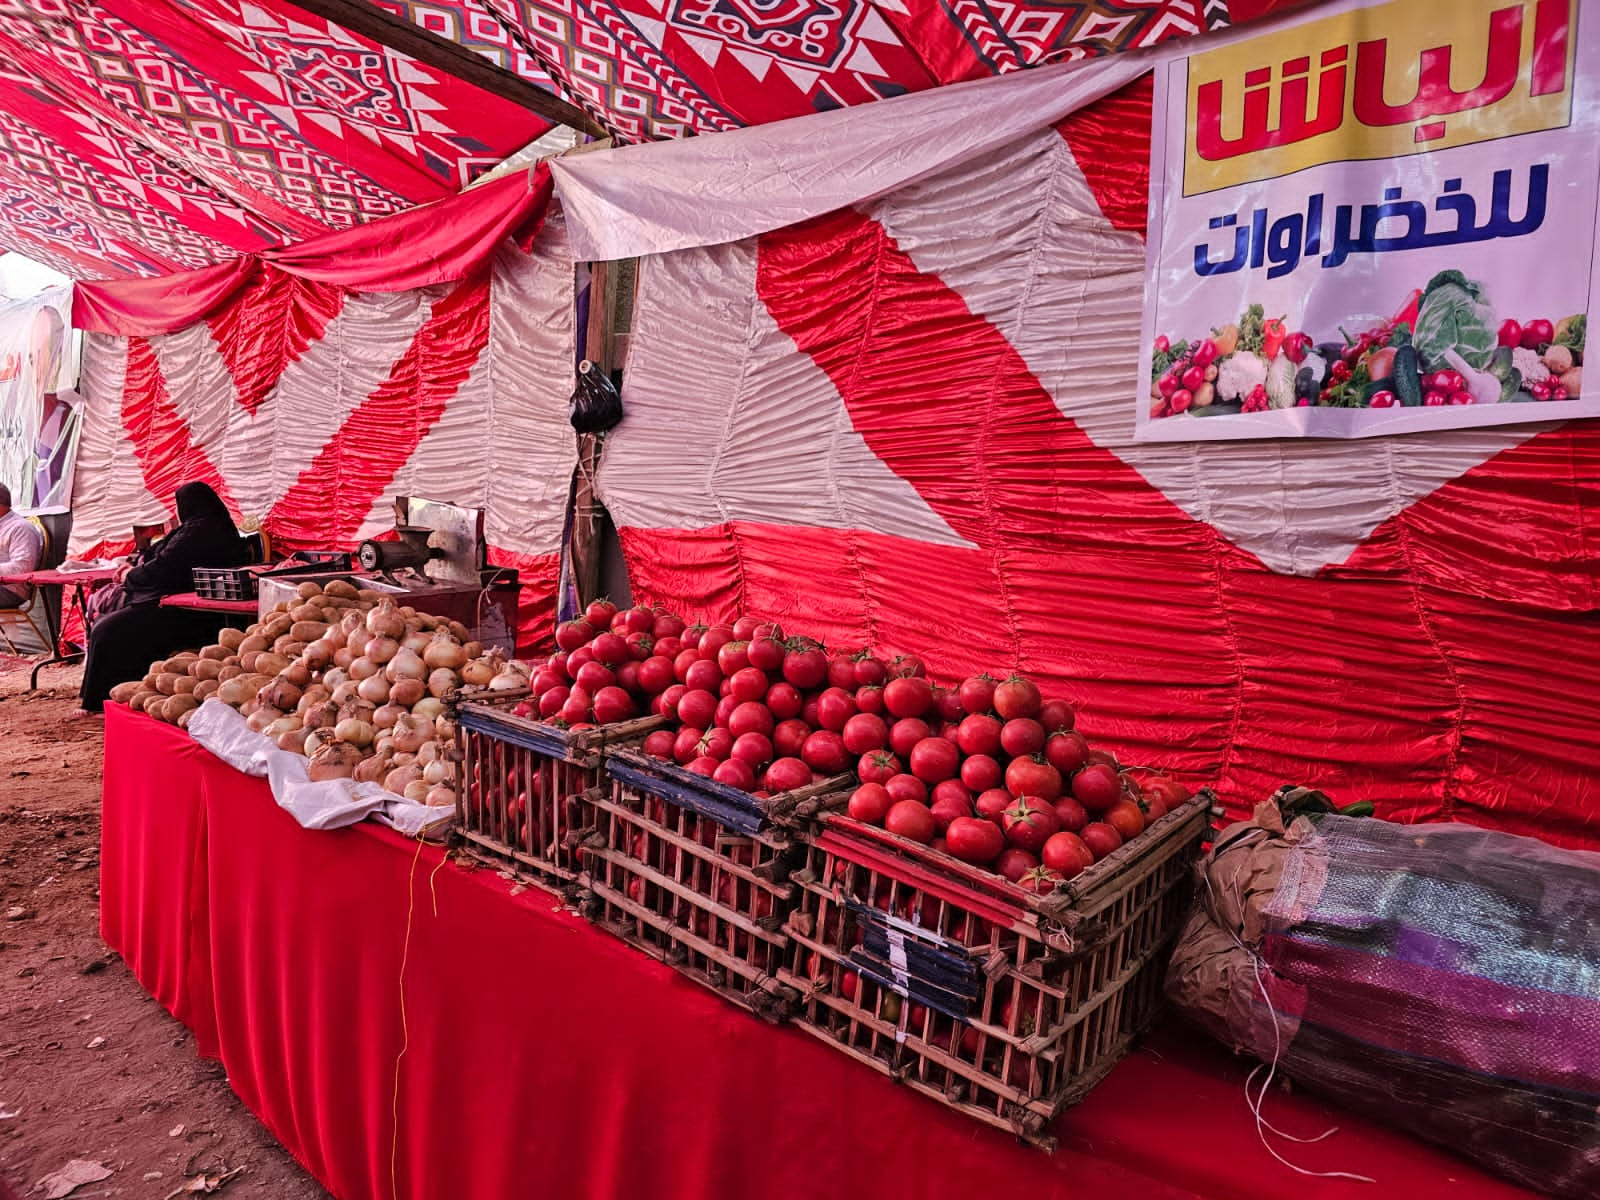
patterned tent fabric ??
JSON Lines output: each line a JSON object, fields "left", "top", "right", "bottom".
{"left": 374, "top": 0, "right": 1301, "bottom": 143}
{"left": 0, "top": 0, "right": 551, "bottom": 276}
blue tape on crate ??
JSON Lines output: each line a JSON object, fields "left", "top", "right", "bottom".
{"left": 845, "top": 951, "right": 978, "bottom": 1023}
{"left": 606, "top": 759, "right": 766, "bottom": 836}
{"left": 457, "top": 707, "right": 572, "bottom": 759}
{"left": 857, "top": 927, "right": 979, "bottom": 993}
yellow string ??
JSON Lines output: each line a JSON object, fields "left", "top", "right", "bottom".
{"left": 390, "top": 833, "right": 428, "bottom": 1200}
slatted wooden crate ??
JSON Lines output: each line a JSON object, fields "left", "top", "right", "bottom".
{"left": 778, "top": 791, "right": 1213, "bottom": 1149}
{"left": 574, "top": 749, "right": 849, "bottom": 1022}
{"left": 454, "top": 703, "right": 664, "bottom": 894}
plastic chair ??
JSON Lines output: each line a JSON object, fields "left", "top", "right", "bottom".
{"left": 0, "top": 517, "right": 51, "bottom": 654}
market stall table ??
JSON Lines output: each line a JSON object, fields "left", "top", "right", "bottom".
{"left": 159, "top": 591, "right": 260, "bottom": 616}
{"left": 100, "top": 704, "right": 1536, "bottom": 1200}
{"left": 0, "top": 565, "right": 118, "bottom": 688}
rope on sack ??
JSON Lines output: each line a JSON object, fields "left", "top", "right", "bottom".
{"left": 1202, "top": 856, "right": 1376, "bottom": 1185}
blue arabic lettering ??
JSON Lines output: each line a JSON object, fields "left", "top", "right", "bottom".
{"left": 1189, "top": 165, "right": 1550, "bottom": 279}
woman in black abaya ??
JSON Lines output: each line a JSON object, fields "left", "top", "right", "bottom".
{"left": 74, "top": 481, "right": 251, "bottom": 714}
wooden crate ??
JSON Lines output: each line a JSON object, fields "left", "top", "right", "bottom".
{"left": 574, "top": 748, "right": 849, "bottom": 1022}
{"left": 778, "top": 792, "right": 1213, "bottom": 1149}
{"left": 454, "top": 703, "right": 663, "bottom": 894}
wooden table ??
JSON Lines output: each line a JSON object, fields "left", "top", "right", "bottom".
{"left": 0, "top": 565, "right": 119, "bottom": 688}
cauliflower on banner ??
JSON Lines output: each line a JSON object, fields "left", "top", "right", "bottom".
{"left": 1215, "top": 352, "right": 1269, "bottom": 403}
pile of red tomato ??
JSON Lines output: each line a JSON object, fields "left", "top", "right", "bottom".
{"left": 516, "top": 602, "right": 1193, "bottom": 893}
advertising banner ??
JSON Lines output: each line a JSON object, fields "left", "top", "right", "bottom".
{"left": 1139, "top": 0, "right": 1599, "bottom": 441}
{"left": 0, "top": 285, "right": 82, "bottom": 510}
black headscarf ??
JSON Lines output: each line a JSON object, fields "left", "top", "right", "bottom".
{"left": 123, "top": 481, "right": 249, "bottom": 604}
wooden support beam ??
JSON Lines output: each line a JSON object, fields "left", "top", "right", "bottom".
{"left": 281, "top": 0, "right": 607, "bottom": 138}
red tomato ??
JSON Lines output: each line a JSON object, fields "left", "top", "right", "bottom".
{"left": 857, "top": 751, "right": 902, "bottom": 786}
{"left": 1080, "top": 822, "right": 1123, "bottom": 861}
{"left": 888, "top": 718, "right": 931, "bottom": 759}
{"left": 1143, "top": 797, "right": 1168, "bottom": 823}
{"left": 727, "top": 701, "right": 775, "bottom": 739}
{"left": 634, "top": 656, "right": 674, "bottom": 695}
{"left": 747, "top": 637, "right": 785, "bottom": 672}
{"left": 1037, "top": 699, "right": 1075, "bottom": 733}
{"left": 1017, "top": 866, "right": 1062, "bottom": 896}
{"left": 763, "top": 757, "right": 812, "bottom": 793}
{"left": 802, "top": 731, "right": 850, "bottom": 775}
{"left": 672, "top": 648, "right": 701, "bottom": 683}
{"left": 975, "top": 788, "right": 1012, "bottom": 821}
{"left": 1000, "top": 718, "right": 1046, "bottom": 758}
{"left": 716, "top": 641, "right": 751, "bottom": 677}
{"left": 1521, "top": 318, "right": 1555, "bottom": 350}
{"left": 583, "top": 599, "right": 617, "bottom": 629}
{"left": 772, "top": 718, "right": 811, "bottom": 759}
{"left": 816, "top": 687, "right": 858, "bottom": 732}
{"left": 956, "top": 714, "right": 1003, "bottom": 756}
{"left": 653, "top": 636, "right": 682, "bottom": 659}
{"left": 567, "top": 645, "right": 595, "bottom": 674}
{"left": 929, "top": 792, "right": 972, "bottom": 834}
{"left": 1001, "top": 798, "right": 1061, "bottom": 853}
{"left": 841, "top": 712, "right": 889, "bottom": 755}
{"left": 992, "top": 676, "right": 1042, "bottom": 720}
{"left": 800, "top": 698, "right": 821, "bottom": 728}
{"left": 959, "top": 753, "right": 1002, "bottom": 793}
{"left": 930, "top": 778, "right": 973, "bottom": 809}
{"left": 590, "top": 632, "right": 630, "bottom": 667}
{"left": 853, "top": 655, "right": 887, "bottom": 687}
{"left": 642, "top": 729, "right": 676, "bottom": 760}
{"left": 624, "top": 634, "right": 654, "bottom": 663}
{"left": 1044, "top": 731, "right": 1090, "bottom": 775}
{"left": 959, "top": 673, "right": 997, "bottom": 715}
{"left": 537, "top": 687, "right": 569, "bottom": 718}
{"left": 934, "top": 687, "right": 964, "bottom": 723}
{"left": 697, "top": 727, "right": 733, "bottom": 761}
{"left": 1143, "top": 775, "right": 1191, "bottom": 808}
{"left": 573, "top": 660, "right": 614, "bottom": 693}
{"left": 1072, "top": 763, "right": 1121, "bottom": 812}
{"left": 885, "top": 800, "right": 936, "bottom": 844}
{"left": 673, "top": 726, "right": 705, "bottom": 765}
{"left": 944, "top": 816, "right": 1004, "bottom": 864}
{"left": 782, "top": 647, "right": 828, "bottom": 690}
{"left": 615, "top": 662, "right": 642, "bottom": 694}
{"left": 698, "top": 624, "right": 736, "bottom": 657}
{"left": 676, "top": 689, "right": 718, "bottom": 731}
{"left": 686, "top": 756, "right": 719, "bottom": 777}
{"left": 713, "top": 758, "right": 756, "bottom": 790}
{"left": 884, "top": 774, "right": 928, "bottom": 805}
{"left": 592, "top": 686, "right": 635, "bottom": 725}
{"left": 883, "top": 676, "right": 933, "bottom": 719}
{"left": 731, "top": 732, "right": 773, "bottom": 767}
{"left": 848, "top": 783, "right": 893, "bottom": 824}
{"left": 1004, "top": 756, "right": 1062, "bottom": 801}
{"left": 854, "top": 684, "right": 885, "bottom": 715}
{"left": 619, "top": 607, "right": 656, "bottom": 637}
{"left": 714, "top": 695, "right": 737, "bottom": 728}
{"left": 652, "top": 613, "right": 685, "bottom": 640}
{"left": 555, "top": 619, "right": 594, "bottom": 652}
{"left": 728, "top": 666, "right": 768, "bottom": 704}
{"left": 657, "top": 683, "right": 686, "bottom": 718}
{"left": 1103, "top": 800, "right": 1146, "bottom": 841}
{"left": 827, "top": 655, "right": 858, "bottom": 690}
{"left": 887, "top": 655, "right": 926, "bottom": 679}
{"left": 1041, "top": 831, "right": 1092, "bottom": 877}
{"left": 1051, "top": 795, "right": 1089, "bottom": 833}
{"left": 995, "top": 847, "right": 1039, "bottom": 883}
{"left": 730, "top": 615, "right": 762, "bottom": 640}
{"left": 532, "top": 667, "right": 564, "bottom": 695}
{"left": 909, "top": 737, "right": 961, "bottom": 783}
{"left": 765, "top": 682, "right": 803, "bottom": 720}
{"left": 683, "top": 659, "right": 723, "bottom": 693}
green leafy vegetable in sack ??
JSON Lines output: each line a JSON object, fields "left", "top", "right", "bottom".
{"left": 1413, "top": 273, "right": 1496, "bottom": 371}
{"left": 1151, "top": 339, "right": 1189, "bottom": 381}
{"left": 1237, "top": 304, "right": 1266, "bottom": 354}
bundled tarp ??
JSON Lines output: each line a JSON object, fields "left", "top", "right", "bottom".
{"left": 1167, "top": 794, "right": 1600, "bottom": 1197}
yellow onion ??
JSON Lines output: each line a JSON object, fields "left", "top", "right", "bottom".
{"left": 366, "top": 635, "right": 399, "bottom": 666}
{"left": 384, "top": 763, "right": 422, "bottom": 794}
{"left": 366, "top": 600, "right": 406, "bottom": 640}
{"left": 427, "top": 668, "right": 459, "bottom": 699}
{"left": 423, "top": 633, "right": 468, "bottom": 671}
{"left": 302, "top": 700, "right": 339, "bottom": 730}
{"left": 416, "top": 741, "right": 441, "bottom": 765}
{"left": 386, "top": 647, "right": 426, "bottom": 682}
{"left": 388, "top": 676, "right": 426, "bottom": 708}
{"left": 433, "top": 715, "right": 456, "bottom": 742}
{"left": 423, "top": 758, "right": 454, "bottom": 787}
{"left": 334, "top": 717, "right": 375, "bottom": 747}
{"left": 411, "top": 697, "right": 445, "bottom": 722}
{"left": 348, "top": 655, "right": 380, "bottom": 681}
{"left": 357, "top": 673, "right": 391, "bottom": 705}
{"left": 390, "top": 713, "right": 432, "bottom": 754}
{"left": 373, "top": 702, "right": 408, "bottom": 730}
{"left": 308, "top": 741, "right": 363, "bottom": 781}
{"left": 460, "top": 654, "right": 499, "bottom": 687}
{"left": 488, "top": 670, "right": 525, "bottom": 692}
{"left": 330, "top": 680, "right": 361, "bottom": 706}
{"left": 302, "top": 639, "right": 334, "bottom": 671}
{"left": 354, "top": 751, "right": 392, "bottom": 784}
{"left": 282, "top": 658, "right": 312, "bottom": 689}
{"left": 424, "top": 784, "right": 456, "bottom": 808}
{"left": 260, "top": 676, "right": 303, "bottom": 713}
{"left": 402, "top": 630, "right": 431, "bottom": 655}
{"left": 246, "top": 705, "right": 283, "bottom": 733}
{"left": 277, "top": 727, "right": 311, "bottom": 753}
{"left": 403, "top": 779, "right": 431, "bottom": 802}
{"left": 265, "top": 715, "right": 302, "bottom": 740}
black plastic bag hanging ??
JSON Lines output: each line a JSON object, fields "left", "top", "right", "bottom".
{"left": 569, "top": 359, "right": 623, "bottom": 433}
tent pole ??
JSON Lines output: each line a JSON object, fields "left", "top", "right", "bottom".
{"left": 279, "top": 0, "right": 607, "bottom": 138}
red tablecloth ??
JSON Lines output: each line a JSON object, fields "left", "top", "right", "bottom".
{"left": 101, "top": 705, "right": 1533, "bottom": 1200}
{"left": 160, "top": 591, "right": 259, "bottom": 615}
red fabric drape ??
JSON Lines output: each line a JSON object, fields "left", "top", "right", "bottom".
{"left": 100, "top": 705, "right": 1536, "bottom": 1200}
{"left": 73, "top": 168, "right": 553, "bottom": 336}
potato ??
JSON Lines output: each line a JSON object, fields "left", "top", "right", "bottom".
{"left": 108, "top": 681, "right": 142, "bottom": 705}
{"left": 200, "top": 644, "right": 230, "bottom": 662}
{"left": 252, "top": 653, "right": 289, "bottom": 676}
{"left": 173, "top": 675, "right": 198, "bottom": 696}
{"left": 290, "top": 621, "right": 328, "bottom": 644}
{"left": 218, "top": 664, "right": 243, "bottom": 682}
{"left": 154, "top": 672, "right": 182, "bottom": 696}
{"left": 165, "top": 694, "right": 199, "bottom": 721}
{"left": 161, "top": 654, "right": 197, "bottom": 674}
{"left": 218, "top": 627, "right": 247, "bottom": 651}
{"left": 192, "top": 658, "right": 222, "bottom": 681}
{"left": 193, "top": 679, "right": 219, "bottom": 701}
{"left": 128, "top": 689, "right": 158, "bottom": 712}
{"left": 324, "top": 579, "right": 359, "bottom": 600}
{"left": 261, "top": 614, "right": 293, "bottom": 640}
{"left": 238, "top": 634, "right": 270, "bottom": 656}
{"left": 296, "top": 582, "right": 323, "bottom": 601}
{"left": 177, "top": 708, "right": 196, "bottom": 730}
{"left": 357, "top": 589, "right": 385, "bottom": 604}
{"left": 142, "top": 672, "right": 159, "bottom": 690}
{"left": 272, "top": 634, "right": 299, "bottom": 656}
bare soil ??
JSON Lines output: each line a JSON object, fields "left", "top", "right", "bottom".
{"left": 0, "top": 660, "right": 326, "bottom": 1200}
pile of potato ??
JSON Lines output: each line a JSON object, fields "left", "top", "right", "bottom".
{"left": 112, "top": 578, "right": 532, "bottom": 808}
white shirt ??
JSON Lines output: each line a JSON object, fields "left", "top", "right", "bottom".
{"left": 0, "top": 509, "right": 42, "bottom": 577}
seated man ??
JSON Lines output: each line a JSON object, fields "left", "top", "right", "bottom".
{"left": 0, "top": 483, "right": 42, "bottom": 606}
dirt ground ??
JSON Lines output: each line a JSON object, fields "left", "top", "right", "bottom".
{"left": 0, "top": 660, "right": 327, "bottom": 1200}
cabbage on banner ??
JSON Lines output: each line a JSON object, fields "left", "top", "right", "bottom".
{"left": 591, "top": 74, "right": 1600, "bottom": 848}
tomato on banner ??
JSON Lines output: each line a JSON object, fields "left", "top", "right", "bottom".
{"left": 1139, "top": 0, "right": 1596, "bottom": 440}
